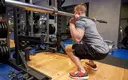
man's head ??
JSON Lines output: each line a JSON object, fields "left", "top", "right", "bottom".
{"left": 74, "top": 4, "right": 86, "bottom": 16}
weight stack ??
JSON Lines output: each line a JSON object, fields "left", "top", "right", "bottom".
{"left": 0, "top": 0, "right": 10, "bottom": 63}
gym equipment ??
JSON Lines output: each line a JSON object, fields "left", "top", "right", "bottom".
{"left": 122, "top": 36, "right": 128, "bottom": 49}
{"left": 0, "top": 40, "right": 7, "bottom": 46}
{"left": 0, "top": 22, "right": 8, "bottom": 38}
{"left": 49, "top": 24, "right": 56, "bottom": 34}
{"left": 0, "top": 45, "right": 10, "bottom": 63}
{"left": 5, "top": 0, "right": 107, "bottom": 23}
{"left": 33, "top": 23, "right": 56, "bottom": 34}
{"left": 0, "top": 18, "right": 9, "bottom": 63}
{"left": 124, "top": 26, "right": 128, "bottom": 35}
{"left": 33, "top": 12, "right": 40, "bottom": 21}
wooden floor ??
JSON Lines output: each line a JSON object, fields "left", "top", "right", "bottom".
{"left": 10, "top": 40, "right": 128, "bottom": 80}
{"left": 28, "top": 52, "right": 128, "bottom": 80}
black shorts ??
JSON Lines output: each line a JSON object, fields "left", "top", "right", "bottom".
{"left": 73, "top": 43, "right": 108, "bottom": 60}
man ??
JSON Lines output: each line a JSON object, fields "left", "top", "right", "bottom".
{"left": 65, "top": 4, "right": 109, "bottom": 79}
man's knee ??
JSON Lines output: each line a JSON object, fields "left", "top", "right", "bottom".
{"left": 65, "top": 44, "right": 74, "bottom": 53}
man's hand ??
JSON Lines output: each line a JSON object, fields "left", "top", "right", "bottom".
{"left": 69, "top": 14, "right": 80, "bottom": 23}
{"left": 74, "top": 14, "right": 80, "bottom": 19}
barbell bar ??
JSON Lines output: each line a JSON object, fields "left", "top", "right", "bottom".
{"left": 5, "top": 0, "right": 107, "bottom": 23}
{"left": 5, "top": 0, "right": 74, "bottom": 17}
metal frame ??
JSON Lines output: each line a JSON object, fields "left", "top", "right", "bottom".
{"left": 13, "top": 7, "right": 21, "bottom": 65}
{"left": 29, "top": 0, "right": 34, "bottom": 36}
{"left": 10, "top": 3, "right": 51, "bottom": 80}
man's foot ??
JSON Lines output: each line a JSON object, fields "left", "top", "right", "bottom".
{"left": 85, "top": 62, "right": 98, "bottom": 71}
{"left": 69, "top": 71, "right": 89, "bottom": 79}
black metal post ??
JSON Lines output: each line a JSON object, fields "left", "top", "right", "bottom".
{"left": 13, "top": 8, "right": 21, "bottom": 65}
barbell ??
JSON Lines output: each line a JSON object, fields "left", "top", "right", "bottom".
{"left": 4, "top": 0, "right": 107, "bottom": 23}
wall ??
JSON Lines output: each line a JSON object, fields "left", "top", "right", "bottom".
{"left": 63, "top": 0, "right": 121, "bottom": 47}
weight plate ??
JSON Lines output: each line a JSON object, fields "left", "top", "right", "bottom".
{"left": 0, "top": 22, "right": 2, "bottom": 38}
{"left": 1, "top": 23, "right": 4, "bottom": 38}
{"left": 0, "top": 46, "right": 4, "bottom": 62}
{"left": 0, "top": 46, "right": 2, "bottom": 62}
{"left": 6, "top": 46, "right": 9, "bottom": 60}
{"left": 3, "top": 22, "right": 8, "bottom": 38}
{"left": 3, "top": 46, "right": 6, "bottom": 59}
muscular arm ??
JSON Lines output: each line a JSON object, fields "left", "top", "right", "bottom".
{"left": 69, "top": 23, "right": 84, "bottom": 43}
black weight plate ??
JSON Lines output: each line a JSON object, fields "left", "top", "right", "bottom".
{"left": 3, "top": 22, "right": 8, "bottom": 38}
{"left": 1, "top": 40, "right": 5, "bottom": 46}
{"left": 49, "top": 24, "right": 55, "bottom": 34}
{"left": 0, "top": 46, "right": 4, "bottom": 63}
{"left": 0, "top": 46, "right": 4, "bottom": 62}
{"left": 2, "top": 22, "right": 6, "bottom": 38}
{"left": 0, "top": 40, "right": 3, "bottom": 46}
{"left": 0, "top": 40, "right": 2, "bottom": 46}
{"left": 2, "top": 46, "right": 6, "bottom": 59}
{"left": 3, "top": 46, "right": 7, "bottom": 61}
{"left": 0, "top": 46, "right": 2, "bottom": 62}
{"left": 0, "top": 22, "right": 2, "bottom": 38}
{"left": 1, "top": 23, "right": 4, "bottom": 38}
{"left": 1, "top": 46, "right": 3, "bottom": 58}
{"left": 1, "top": 40, "right": 4, "bottom": 46}
{"left": 1, "top": 22, "right": 4, "bottom": 38}
{"left": 3, "top": 46, "right": 8, "bottom": 62}
{"left": 5, "top": 46, "right": 9, "bottom": 60}
{"left": 3, "top": 46, "right": 9, "bottom": 62}
{"left": 3, "top": 40, "right": 6, "bottom": 46}
{"left": 4, "top": 46, "right": 8, "bottom": 60}
{"left": 4, "top": 40, "right": 7, "bottom": 46}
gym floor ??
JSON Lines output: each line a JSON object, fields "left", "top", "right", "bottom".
{"left": 0, "top": 37, "right": 128, "bottom": 80}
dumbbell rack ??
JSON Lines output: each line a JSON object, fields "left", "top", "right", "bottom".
{"left": 0, "top": 0, "right": 51, "bottom": 80}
